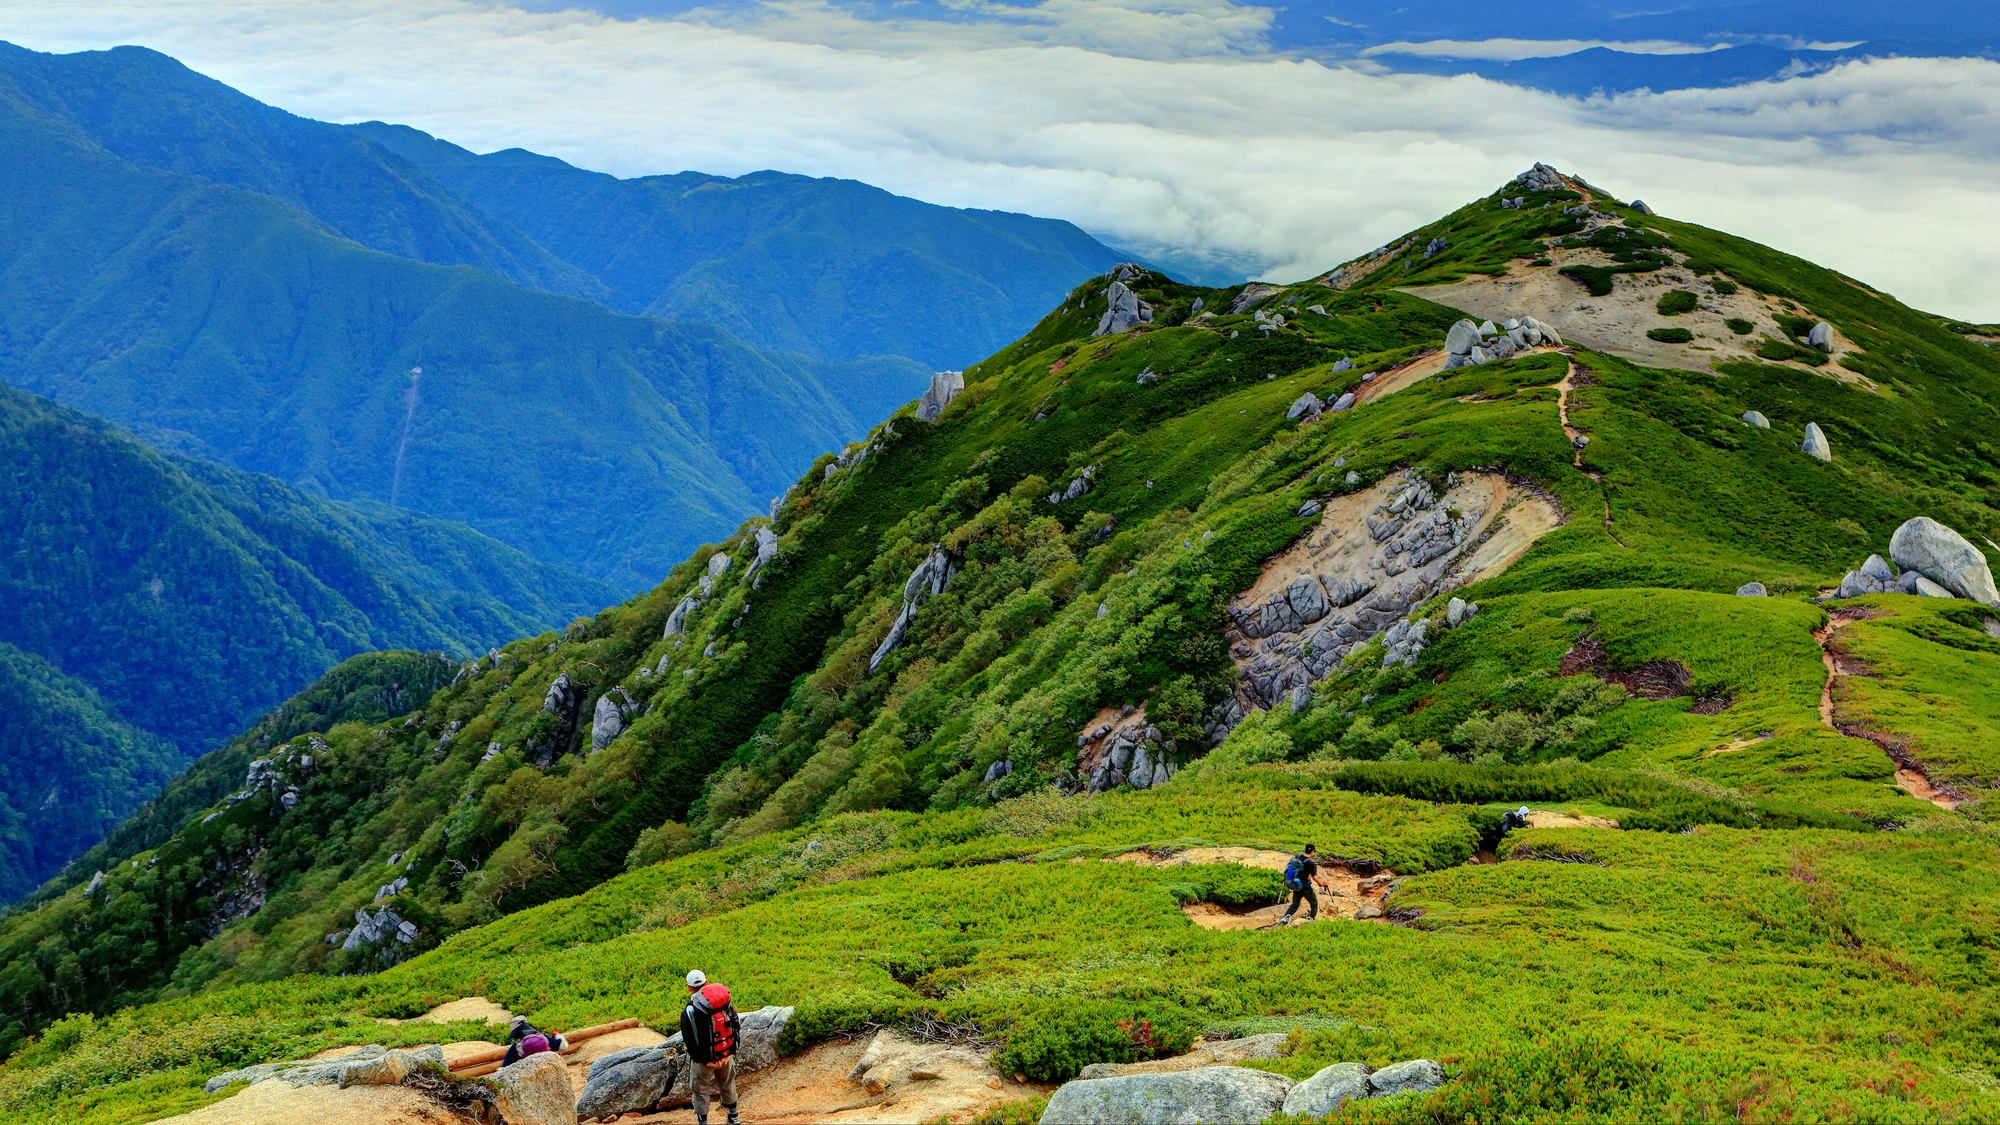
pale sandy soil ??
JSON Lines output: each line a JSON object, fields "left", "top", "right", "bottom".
{"left": 1111, "top": 847, "right": 1397, "bottom": 929}
{"left": 152, "top": 1080, "right": 466, "bottom": 1125}
{"left": 1524, "top": 811, "right": 1620, "bottom": 830}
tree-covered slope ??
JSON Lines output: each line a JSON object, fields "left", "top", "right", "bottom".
{"left": 352, "top": 121, "right": 1127, "bottom": 369}
{"left": 0, "top": 43, "right": 606, "bottom": 303}
{"left": 0, "top": 381, "right": 615, "bottom": 895}
{"left": 0, "top": 53, "right": 928, "bottom": 587}
{"left": 4, "top": 168, "right": 1999, "bottom": 1121}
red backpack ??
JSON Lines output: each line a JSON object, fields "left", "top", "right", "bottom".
{"left": 699, "top": 983, "right": 737, "bottom": 1058}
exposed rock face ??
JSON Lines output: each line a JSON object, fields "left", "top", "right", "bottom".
{"left": 917, "top": 370, "right": 966, "bottom": 421}
{"left": 664, "top": 593, "right": 701, "bottom": 637}
{"left": 1801, "top": 423, "right": 1832, "bottom": 462}
{"left": 870, "top": 547, "right": 957, "bottom": 672}
{"left": 746, "top": 526, "right": 780, "bottom": 585}
{"left": 592, "top": 687, "right": 638, "bottom": 752}
{"left": 1220, "top": 471, "right": 1551, "bottom": 720}
{"left": 707, "top": 552, "right": 732, "bottom": 579}
{"left": 206, "top": 1045, "right": 446, "bottom": 1093}
{"left": 1282, "top": 1062, "right": 1373, "bottom": 1117}
{"left": 1095, "top": 278, "right": 1154, "bottom": 336}
{"left": 1074, "top": 705, "right": 1177, "bottom": 793}
{"left": 1047, "top": 464, "right": 1099, "bottom": 505}
{"left": 1891, "top": 517, "right": 2000, "bottom": 605}
{"left": 1516, "top": 162, "right": 1565, "bottom": 192}
{"left": 578, "top": 1045, "right": 686, "bottom": 1118}
{"left": 534, "top": 671, "right": 587, "bottom": 765}
{"left": 1368, "top": 1058, "right": 1448, "bottom": 1098}
{"left": 1228, "top": 283, "right": 1283, "bottom": 315}
{"left": 493, "top": 1049, "right": 575, "bottom": 1125}
{"left": 1040, "top": 1066, "right": 1295, "bottom": 1125}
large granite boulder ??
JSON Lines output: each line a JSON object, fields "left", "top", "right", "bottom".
{"left": 1369, "top": 1058, "right": 1447, "bottom": 1098}
{"left": 1445, "top": 319, "right": 1480, "bottom": 356}
{"left": 1801, "top": 423, "right": 1832, "bottom": 462}
{"left": 1096, "top": 280, "right": 1151, "bottom": 336}
{"left": 736, "top": 1005, "right": 794, "bottom": 1073}
{"left": 494, "top": 1050, "right": 576, "bottom": 1125}
{"left": 1288, "top": 393, "right": 1323, "bottom": 420}
{"left": 1741, "top": 410, "right": 1770, "bottom": 429}
{"left": 1282, "top": 1062, "right": 1373, "bottom": 1117}
{"left": 1039, "top": 1066, "right": 1295, "bottom": 1124}
{"left": 577, "top": 1046, "right": 686, "bottom": 1119}
{"left": 917, "top": 370, "right": 966, "bottom": 421}
{"left": 1808, "top": 321, "right": 1834, "bottom": 352}
{"left": 1735, "top": 582, "right": 1768, "bottom": 597}
{"left": 1891, "top": 517, "right": 2000, "bottom": 605}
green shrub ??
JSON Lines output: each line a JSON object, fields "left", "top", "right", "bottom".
{"left": 1711, "top": 278, "right": 1739, "bottom": 295}
{"left": 1725, "top": 317, "right": 1754, "bottom": 335}
{"left": 1774, "top": 313, "right": 1819, "bottom": 338}
{"left": 1655, "top": 291, "right": 1698, "bottom": 316}
{"left": 996, "top": 1004, "right": 1160, "bottom": 1081}
{"left": 1645, "top": 328, "right": 1693, "bottom": 344}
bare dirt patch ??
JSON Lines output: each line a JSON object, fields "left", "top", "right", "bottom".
{"left": 1398, "top": 254, "right": 1868, "bottom": 384}
{"left": 1810, "top": 609, "right": 1963, "bottom": 810}
{"left": 1112, "top": 847, "right": 1397, "bottom": 927}
{"left": 393, "top": 997, "right": 516, "bottom": 1026}
{"left": 1558, "top": 633, "right": 1727, "bottom": 710}
{"left": 155, "top": 1080, "right": 473, "bottom": 1125}
{"left": 1524, "top": 811, "right": 1621, "bottom": 830}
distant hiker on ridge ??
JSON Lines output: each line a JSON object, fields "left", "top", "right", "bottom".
{"left": 1278, "top": 843, "right": 1332, "bottom": 926}
{"left": 500, "top": 1016, "right": 567, "bottom": 1066}
{"left": 681, "top": 969, "right": 744, "bottom": 1125}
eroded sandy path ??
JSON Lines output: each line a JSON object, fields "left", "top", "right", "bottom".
{"left": 1811, "top": 609, "right": 1962, "bottom": 810}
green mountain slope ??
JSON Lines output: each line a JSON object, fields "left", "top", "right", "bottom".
{"left": 0, "top": 43, "right": 607, "bottom": 303}
{"left": 0, "top": 52, "right": 928, "bottom": 586}
{"left": 5, "top": 166, "right": 2000, "bottom": 1121}
{"left": 0, "top": 381, "right": 615, "bottom": 895}
{"left": 352, "top": 121, "right": 1127, "bottom": 369}
{"left": 0, "top": 643, "right": 180, "bottom": 904}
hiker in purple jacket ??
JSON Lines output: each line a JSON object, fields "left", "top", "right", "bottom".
{"left": 501, "top": 1016, "right": 568, "bottom": 1066}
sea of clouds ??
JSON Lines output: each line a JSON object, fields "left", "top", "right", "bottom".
{"left": 8, "top": 0, "right": 1996, "bottom": 318}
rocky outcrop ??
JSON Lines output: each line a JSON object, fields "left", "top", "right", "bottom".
{"left": 532, "top": 671, "right": 587, "bottom": 766}
{"left": 1279, "top": 1058, "right": 1447, "bottom": 1117}
{"left": 870, "top": 547, "right": 958, "bottom": 672}
{"left": 1228, "top": 283, "right": 1283, "bottom": 315}
{"left": 331, "top": 905, "right": 417, "bottom": 963}
{"left": 494, "top": 1050, "right": 574, "bottom": 1125}
{"left": 1515, "top": 162, "right": 1566, "bottom": 192}
{"left": 1221, "top": 471, "right": 1527, "bottom": 718}
{"left": 917, "top": 370, "right": 966, "bottom": 421}
{"left": 578, "top": 1045, "right": 685, "bottom": 1118}
{"left": 206, "top": 1045, "right": 445, "bottom": 1093}
{"left": 1040, "top": 1066, "right": 1295, "bottom": 1125}
{"left": 1074, "top": 705, "right": 1177, "bottom": 793}
{"left": 1801, "top": 423, "right": 1832, "bottom": 462}
{"left": 1047, "top": 464, "right": 1099, "bottom": 505}
{"left": 592, "top": 687, "right": 639, "bottom": 752}
{"left": 663, "top": 592, "right": 701, "bottom": 637}
{"left": 1095, "top": 277, "right": 1155, "bottom": 336}
{"left": 1890, "top": 517, "right": 2000, "bottom": 605}
{"left": 1446, "top": 316, "right": 1559, "bottom": 368}
{"left": 747, "top": 526, "right": 780, "bottom": 586}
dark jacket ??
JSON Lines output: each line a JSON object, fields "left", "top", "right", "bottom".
{"left": 680, "top": 988, "right": 742, "bottom": 1066}
{"left": 501, "top": 1024, "right": 567, "bottom": 1067}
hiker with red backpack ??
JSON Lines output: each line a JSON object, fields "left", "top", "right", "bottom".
{"left": 680, "top": 969, "right": 743, "bottom": 1125}
{"left": 500, "top": 1017, "right": 568, "bottom": 1066}
{"left": 1277, "top": 843, "right": 1331, "bottom": 926}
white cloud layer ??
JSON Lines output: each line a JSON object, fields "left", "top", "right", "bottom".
{"left": 1359, "top": 38, "right": 1732, "bottom": 61}
{"left": 5, "top": 0, "right": 1997, "bottom": 319}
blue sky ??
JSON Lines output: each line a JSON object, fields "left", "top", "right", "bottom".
{"left": 6, "top": 0, "right": 1996, "bottom": 318}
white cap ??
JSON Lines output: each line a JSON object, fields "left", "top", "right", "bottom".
{"left": 686, "top": 969, "right": 707, "bottom": 989}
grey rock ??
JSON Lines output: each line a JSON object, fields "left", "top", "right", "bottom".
{"left": 747, "top": 526, "right": 780, "bottom": 584}
{"left": 337, "top": 1046, "right": 442, "bottom": 1088}
{"left": 1915, "top": 575, "right": 1958, "bottom": 599}
{"left": 870, "top": 547, "right": 957, "bottom": 671}
{"left": 1741, "top": 410, "right": 1771, "bottom": 428}
{"left": 1288, "top": 393, "right": 1324, "bottom": 420}
{"left": 707, "top": 551, "right": 732, "bottom": 578}
{"left": 1332, "top": 357, "right": 1352, "bottom": 372}
{"left": 1297, "top": 500, "right": 1322, "bottom": 518}
{"left": 1491, "top": 336, "right": 1517, "bottom": 359}
{"left": 1861, "top": 554, "right": 1894, "bottom": 583}
{"left": 1290, "top": 684, "right": 1314, "bottom": 713}
{"left": 1837, "top": 571, "right": 1881, "bottom": 599}
{"left": 1630, "top": 199, "right": 1654, "bottom": 215}
{"left": 736, "top": 1005, "right": 793, "bottom": 1074}
{"left": 1445, "top": 319, "right": 1480, "bottom": 355}
{"left": 916, "top": 370, "right": 966, "bottom": 421}
{"left": 494, "top": 1050, "right": 575, "bottom": 1125}
{"left": 1447, "top": 596, "right": 1468, "bottom": 626}
{"left": 1801, "top": 423, "right": 1832, "bottom": 462}
{"left": 1136, "top": 368, "right": 1159, "bottom": 385}
{"left": 85, "top": 870, "right": 103, "bottom": 896}
{"left": 591, "top": 691, "right": 628, "bottom": 752}
{"left": 1329, "top": 392, "right": 1356, "bottom": 413}
{"left": 1344, "top": 471, "right": 1360, "bottom": 485}
{"left": 578, "top": 1046, "right": 685, "bottom": 1118}
{"left": 1039, "top": 1066, "right": 1295, "bottom": 1125}
{"left": 1890, "top": 517, "right": 2000, "bottom": 605}
{"left": 1808, "top": 321, "right": 1834, "bottom": 352}
{"left": 1096, "top": 280, "right": 1151, "bottom": 336}
{"left": 1368, "top": 1058, "right": 1447, "bottom": 1099}
{"left": 983, "top": 760, "right": 1014, "bottom": 783}
{"left": 663, "top": 593, "right": 700, "bottom": 638}
{"left": 1469, "top": 345, "right": 1494, "bottom": 365}
{"left": 1306, "top": 304, "right": 1328, "bottom": 316}
{"left": 1477, "top": 320, "right": 1498, "bottom": 337}
{"left": 1281, "top": 1062, "right": 1373, "bottom": 1118}
{"left": 1736, "top": 582, "right": 1768, "bottom": 597}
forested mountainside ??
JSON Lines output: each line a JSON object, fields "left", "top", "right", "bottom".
{"left": 352, "top": 122, "right": 1128, "bottom": 369}
{"left": 5, "top": 166, "right": 2000, "bottom": 1123}
{"left": 0, "top": 382, "right": 615, "bottom": 900}
{"left": 0, "top": 42, "right": 929, "bottom": 587}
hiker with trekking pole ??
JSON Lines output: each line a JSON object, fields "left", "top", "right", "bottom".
{"left": 681, "top": 969, "right": 744, "bottom": 1125}
{"left": 1276, "top": 843, "right": 1332, "bottom": 926}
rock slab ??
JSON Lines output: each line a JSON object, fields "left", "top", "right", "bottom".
{"left": 494, "top": 1050, "right": 576, "bottom": 1125}
{"left": 1039, "top": 1066, "right": 1295, "bottom": 1125}
{"left": 1282, "top": 1062, "right": 1373, "bottom": 1117}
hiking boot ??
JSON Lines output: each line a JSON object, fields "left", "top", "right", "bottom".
{"left": 727, "top": 1109, "right": 741, "bottom": 1125}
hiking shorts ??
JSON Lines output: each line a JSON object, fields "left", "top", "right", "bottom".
{"left": 1284, "top": 883, "right": 1318, "bottom": 921}
{"left": 693, "top": 1055, "right": 737, "bottom": 1115}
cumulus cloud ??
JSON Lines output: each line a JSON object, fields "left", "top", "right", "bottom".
{"left": 5, "top": 0, "right": 1997, "bottom": 318}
